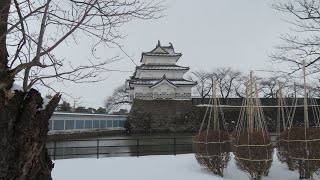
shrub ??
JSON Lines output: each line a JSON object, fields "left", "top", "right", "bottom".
{"left": 193, "top": 129, "right": 231, "bottom": 177}
{"left": 126, "top": 110, "right": 153, "bottom": 133}
{"left": 278, "top": 127, "right": 320, "bottom": 179}
{"left": 233, "top": 129, "right": 273, "bottom": 180}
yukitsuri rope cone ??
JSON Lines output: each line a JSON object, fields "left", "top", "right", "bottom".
{"left": 233, "top": 72, "right": 273, "bottom": 180}
{"left": 275, "top": 82, "right": 295, "bottom": 171}
{"left": 193, "top": 81, "right": 231, "bottom": 177}
{"left": 277, "top": 61, "right": 320, "bottom": 179}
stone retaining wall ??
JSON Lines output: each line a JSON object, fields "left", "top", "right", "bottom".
{"left": 127, "top": 98, "right": 320, "bottom": 133}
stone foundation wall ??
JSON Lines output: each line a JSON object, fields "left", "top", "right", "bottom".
{"left": 127, "top": 99, "right": 197, "bottom": 132}
{"left": 127, "top": 98, "right": 320, "bottom": 133}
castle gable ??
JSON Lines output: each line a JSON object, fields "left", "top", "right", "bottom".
{"left": 150, "top": 46, "right": 168, "bottom": 54}
{"left": 150, "top": 75, "right": 178, "bottom": 90}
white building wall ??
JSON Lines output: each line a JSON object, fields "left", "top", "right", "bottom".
{"left": 132, "top": 84, "right": 193, "bottom": 100}
{"left": 152, "top": 83, "right": 175, "bottom": 94}
{"left": 134, "top": 85, "right": 153, "bottom": 100}
{"left": 174, "top": 86, "right": 192, "bottom": 99}
{"left": 134, "top": 84, "right": 191, "bottom": 94}
{"left": 152, "top": 83, "right": 176, "bottom": 99}
{"left": 176, "top": 86, "right": 192, "bottom": 94}
{"left": 144, "top": 56, "right": 178, "bottom": 65}
{"left": 138, "top": 70, "right": 185, "bottom": 79}
{"left": 135, "top": 86, "right": 153, "bottom": 94}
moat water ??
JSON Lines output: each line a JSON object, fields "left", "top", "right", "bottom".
{"left": 47, "top": 132, "right": 278, "bottom": 160}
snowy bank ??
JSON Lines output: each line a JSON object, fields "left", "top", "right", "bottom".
{"left": 52, "top": 152, "right": 316, "bottom": 180}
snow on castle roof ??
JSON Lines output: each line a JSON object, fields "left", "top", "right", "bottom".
{"left": 137, "top": 64, "right": 189, "bottom": 70}
{"left": 129, "top": 78, "right": 197, "bottom": 87}
{"left": 149, "top": 74, "right": 178, "bottom": 89}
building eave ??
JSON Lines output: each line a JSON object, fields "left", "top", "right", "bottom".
{"left": 136, "top": 64, "right": 190, "bottom": 70}
{"left": 128, "top": 78, "right": 197, "bottom": 87}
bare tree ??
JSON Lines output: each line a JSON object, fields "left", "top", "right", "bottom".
{"left": 105, "top": 84, "right": 131, "bottom": 114}
{"left": 188, "top": 71, "right": 212, "bottom": 104}
{"left": 291, "top": 81, "right": 320, "bottom": 98}
{"left": 212, "top": 67, "right": 241, "bottom": 98}
{"left": 233, "top": 74, "right": 247, "bottom": 98}
{"left": 0, "top": 0, "right": 164, "bottom": 179}
{"left": 259, "top": 76, "right": 281, "bottom": 98}
{"left": 271, "top": 0, "right": 320, "bottom": 75}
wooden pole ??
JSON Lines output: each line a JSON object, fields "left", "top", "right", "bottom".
{"left": 213, "top": 79, "right": 218, "bottom": 131}
{"left": 254, "top": 79, "right": 262, "bottom": 129}
{"left": 249, "top": 71, "right": 254, "bottom": 133}
{"left": 246, "top": 80, "right": 249, "bottom": 130}
{"left": 277, "top": 88, "right": 281, "bottom": 134}
{"left": 303, "top": 60, "right": 309, "bottom": 128}
{"left": 279, "top": 82, "right": 286, "bottom": 130}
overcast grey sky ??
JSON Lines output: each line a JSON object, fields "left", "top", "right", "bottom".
{"left": 48, "top": 0, "right": 291, "bottom": 108}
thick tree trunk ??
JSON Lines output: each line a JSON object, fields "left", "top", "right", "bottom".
{"left": 0, "top": 88, "right": 61, "bottom": 180}
{"left": 0, "top": 1, "right": 61, "bottom": 178}
{"left": 0, "top": 0, "right": 10, "bottom": 65}
{"left": 0, "top": 0, "right": 13, "bottom": 90}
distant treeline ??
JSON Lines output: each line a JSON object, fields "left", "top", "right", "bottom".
{"left": 55, "top": 100, "right": 128, "bottom": 115}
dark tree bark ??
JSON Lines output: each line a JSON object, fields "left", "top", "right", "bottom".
{"left": 1, "top": 1, "right": 61, "bottom": 179}
{"left": 0, "top": 0, "right": 10, "bottom": 65}
{"left": 0, "top": 0, "right": 13, "bottom": 90}
{"left": 0, "top": 89, "right": 61, "bottom": 179}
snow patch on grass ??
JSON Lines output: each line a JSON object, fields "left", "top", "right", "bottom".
{"left": 52, "top": 152, "right": 313, "bottom": 180}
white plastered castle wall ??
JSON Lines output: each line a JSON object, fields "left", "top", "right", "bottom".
{"left": 134, "top": 85, "right": 153, "bottom": 94}
{"left": 175, "top": 86, "right": 192, "bottom": 94}
{"left": 143, "top": 56, "right": 179, "bottom": 65}
{"left": 133, "top": 84, "right": 191, "bottom": 95}
{"left": 152, "top": 83, "right": 176, "bottom": 94}
{"left": 137, "top": 70, "right": 185, "bottom": 79}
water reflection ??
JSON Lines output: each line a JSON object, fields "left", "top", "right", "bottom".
{"left": 47, "top": 133, "right": 278, "bottom": 160}
{"left": 46, "top": 133, "right": 194, "bottom": 160}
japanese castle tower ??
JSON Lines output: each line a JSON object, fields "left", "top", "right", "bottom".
{"left": 126, "top": 41, "right": 197, "bottom": 100}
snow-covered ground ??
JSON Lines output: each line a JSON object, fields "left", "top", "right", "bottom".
{"left": 52, "top": 153, "right": 318, "bottom": 180}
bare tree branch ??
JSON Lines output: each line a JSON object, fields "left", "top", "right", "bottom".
{"left": 271, "top": 0, "right": 320, "bottom": 76}
{"left": 211, "top": 67, "right": 241, "bottom": 98}
{"left": 104, "top": 84, "right": 131, "bottom": 113}
{"left": 188, "top": 70, "right": 212, "bottom": 104}
{"left": 0, "top": 0, "right": 165, "bottom": 91}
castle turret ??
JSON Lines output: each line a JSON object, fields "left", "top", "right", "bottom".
{"left": 126, "top": 41, "right": 197, "bottom": 100}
